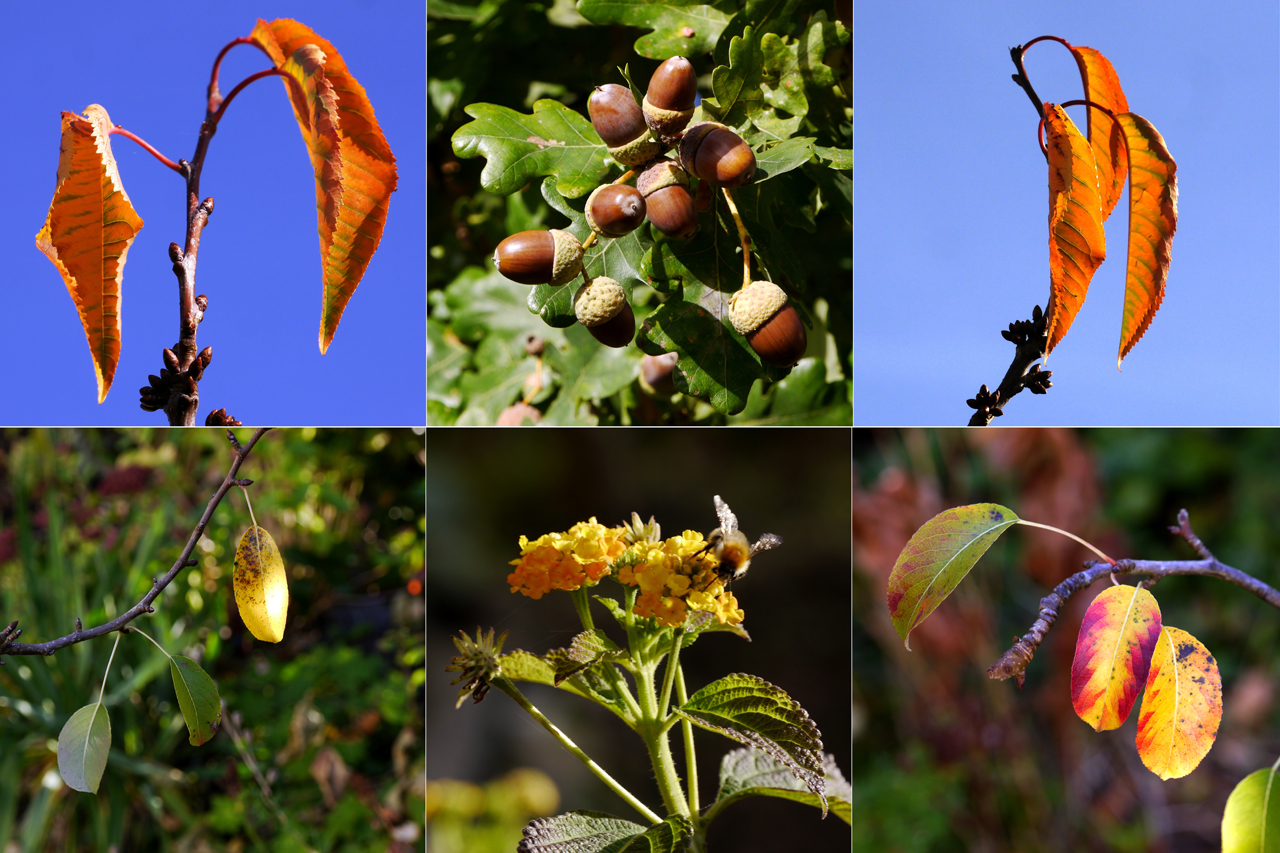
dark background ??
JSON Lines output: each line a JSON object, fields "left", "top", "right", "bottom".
{"left": 427, "top": 428, "right": 852, "bottom": 849}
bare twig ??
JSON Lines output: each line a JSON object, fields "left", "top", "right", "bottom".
{"left": 966, "top": 304, "right": 1052, "bottom": 425}
{"left": 988, "top": 510, "right": 1280, "bottom": 687}
{"left": 0, "top": 428, "right": 271, "bottom": 661}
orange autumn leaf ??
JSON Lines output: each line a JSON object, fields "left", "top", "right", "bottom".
{"left": 1044, "top": 103, "right": 1106, "bottom": 356}
{"left": 1069, "top": 584, "right": 1162, "bottom": 731}
{"left": 1069, "top": 46, "right": 1129, "bottom": 222}
{"left": 1115, "top": 112, "right": 1177, "bottom": 368}
{"left": 249, "top": 18, "right": 398, "bottom": 354}
{"left": 35, "top": 104, "right": 144, "bottom": 404}
{"left": 1135, "top": 626, "right": 1222, "bottom": 780}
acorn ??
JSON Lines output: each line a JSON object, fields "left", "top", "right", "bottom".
{"left": 588, "top": 84, "right": 661, "bottom": 166}
{"left": 729, "top": 281, "right": 807, "bottom": 366}
{"left": 573, "top": 277, "right": 635, "bottom": 348}
{"left": 679, "top": 122, "right": 756, "bottom": 189}
{"left": 493, "top": 229, "right": 583, "bottom": 286}
{"left": 585, "top": 184, "right": 647, "bottom": 237}
{"left": 636, "top": 158, "right": 697, "bottom": 239}
{"left": 640, "top": 352, "right": 680, "bottom": 396}
{"left": 643, "top": 56, "right": 697, "bottom": 141}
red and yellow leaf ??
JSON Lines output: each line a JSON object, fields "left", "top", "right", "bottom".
{"left": 1222, "top": 766, "right": 1280, "bottom": 853}
{"left": 887, "top": 504, "right": 1019, "bottom": 651}
{"left": 1115, "top": 112, "right": 1177, "bottom": 368}
{"left": 1044, "top": 103, "right": 1106, "bottom": 356}
{"left": 1069, "top": 584, "right": 1162, "bottom": 731}
{"left": 35, "top": 104, "right": 144, "bottom": 404}
{"left": 1069, "top": 46, "right": 1129, "bottom": 222}
{"left": 250, "top": 18, "right": 398, "bottom": 353}
{"left": 1135, "top": 626, "right": 1222, "bottom": 780}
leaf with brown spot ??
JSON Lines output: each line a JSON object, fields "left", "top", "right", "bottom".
{"left": 35, "top": 104, "right": 144, "bottom": 403}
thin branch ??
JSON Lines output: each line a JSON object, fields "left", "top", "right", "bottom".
{"left": 988, "top": 510, "right": 1280, "bottom": 687}
{"left": 0, "top": 429, "right": 271, "bottom": 660}
{"left": 966, "top": 304, "right": 1052, "bottom": 425}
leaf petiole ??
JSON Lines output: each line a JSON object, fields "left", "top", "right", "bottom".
{"left": 1016, "top": 519, "right": 1115, "bottom": 565}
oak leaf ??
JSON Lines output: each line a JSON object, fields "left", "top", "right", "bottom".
{"left": 1044, "top": 103, "right": 1106, "bottom": 356}
{"left": 250, "top": 18, "right": 398, "bottom": 354}
{"left": 35, "top": 104, "right": 144, "bottom": 403}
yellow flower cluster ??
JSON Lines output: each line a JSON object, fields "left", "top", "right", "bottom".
{"left": 507, "top": 520, "right": 744, "bottom": 627}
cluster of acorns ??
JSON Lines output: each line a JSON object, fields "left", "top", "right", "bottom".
{"left": 491, "top": 57, "right": 807, "bottom": 368}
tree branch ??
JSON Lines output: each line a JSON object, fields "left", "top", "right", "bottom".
{"left": 0, "top": 428, "right": 271, "bottom": 661}
{"left": 966, "top": 304, "right": 1052, "bottom": 425}
{"left": 987, "top": 509, "right": 1280, "bottom": 687}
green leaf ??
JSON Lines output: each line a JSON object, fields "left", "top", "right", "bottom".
{"left": 678, "top": 673, "right": 827, "bottom": 815}
{"left": 169, "top": 656, "right": 222, "bottom": 746}
{"left": 518, "top": 810, "right": 692, "bottom": 852}
{"left": 542, "top": 325, "right": 642, "bottom": 425}
{"left": 576, "top": 0, "right": 733, "bottom": 58}
{"left": 552, "top": 628, "right": 627, "bottom": 685}
{"left": 57, "top": 703, "right": 112, "bottom": 793}
{"left": 451, "top": 100, "right": 609, "bottom": 199}
{"left": 498, "top": 650, "right": 557, "bottom": 685}
{"left": 1222, "top": 766, "right": 1280, "bottom": 853}
{"left": 756, "top": 11, "right": 849, "bottom": 141}
{"left": 702, "top": 26, "right": 766, "bottom": 130}
{"left": 716, "top": 748, "right": 852, "bottom": 825}
{"left": 887, "top": 504, "right": 1020, "bottom": 650}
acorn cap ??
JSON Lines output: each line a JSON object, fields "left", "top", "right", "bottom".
{"left": 573, "top": 277, "right": 628, "bottom": 326}
{"left": 589, "top": 84, "right": 662, "bottom": 166}
{"left": 635, "top": 157, "right": 690, "bottom": 196}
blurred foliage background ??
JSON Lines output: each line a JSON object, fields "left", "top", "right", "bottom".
{"left": 0, "top": 428, "right": 425, "bottom": 852}
{"left": 428, "top": 0, "right": 852, "bottom": 425}
{"left": 427, "top": 429, "right": 852, "bottom": 851}
{"left": 854, "top": 429, "right": 1280, "bottom": 853}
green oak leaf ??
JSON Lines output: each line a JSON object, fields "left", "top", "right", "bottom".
{"left": 576, "top": 0, "right": 733, "bottom": 58}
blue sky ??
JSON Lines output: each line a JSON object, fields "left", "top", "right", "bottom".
{"left": 2, "top": 1, "right": 423, "bottom": 426}
{"left": 855, "top": 2, "right": 1279, "bottom": 425}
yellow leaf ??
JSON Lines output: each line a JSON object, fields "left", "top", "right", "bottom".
{"left": 35, "top": 105, "right": 144, "bottom": 403}
{"left": 233, "top": 526, "right": 288, "bottom": 643}
{"left": 1135, "top": 626, "right": 1222, "bottom": 780}
{"left": 1115, "top": 112, "right": 1177, "bottom": 368}
{"left": 1044, "top": 103, "right": 1106, "bottom": 357}
{"left": 249, "top": 19, "right": 398, "bottom": 354}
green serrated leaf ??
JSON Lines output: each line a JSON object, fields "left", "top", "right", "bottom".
{"left": 452, "top": 100, "right": 610, "bottom": 199}
{"left": 499, "top": 650, "right": 558, "bottom": 685}
{"left": 678, "top": 673, "right": 827, "bottom": 814}
{"left": 886, "top": 504, "right": 1021, "bottom": 650}
{"left": 518, "top": 810, "right": 693, "bottom": 853}
{"left": 57, "top": 703, "right": 112, "bottom": 794}
{"left": 716, "top": 748, "right": 853, "bottom": 825}
{"left": 169, "top": 656, "right": 222, "bottom": 746}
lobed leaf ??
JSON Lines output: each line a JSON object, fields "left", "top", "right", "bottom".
{"left": 886, "top": 504, "right": 1019, "bottom": 650}
{"left": 1069, "top": 585, "right": 1162, "bottom": 731}
{"left": 575, "top": 0, "right": 731, "bottom": 59}
{"left": 169, "top": 656, "right": 222, "bottom": 746}
{"left": 1135, "top": 626, "right": 1222, "bottom": 780}
{"left": 1044, "top": 104, "right": 1106, "bottom": 356}
{"left": 250, "top": 19, "right": 398, "bottom": 354}
{"left": 1115, "top": 112, "right": 1177, "bottom": 368}
{"left": 1069, "top": 46, "right": 1129, "bottom": 221}
{"left": 35, "top": 104, "right": 144, "bottom": 404}
{"left": 57, "top": 703, "right": 112, "bottom": 794}
{"left": 1222, "top": 766, "right": 1280, "bottom": 853}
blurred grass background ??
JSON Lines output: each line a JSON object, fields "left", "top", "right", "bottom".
{"left": 0, "top": 428, "right": 425, "bottom": 852}
{"left": 854, "top": 428, "right": 1280, "bottom": 853}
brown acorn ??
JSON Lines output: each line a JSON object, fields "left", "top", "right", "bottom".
{"left": 493, "top": 229, "right": 584, "bottom": 286}
{"left": 636, "top": 158, "right": 697, "bottom": 239}
{"left": 573, "top": 277, "right": 635, "bottom": 348}
{"left": 679, "top": 122, "right": 756, "bottom": 189}
{"left": 588, "top": 84, "right": 661, "bottom": 166}
{"left": 585, "top": 184, "right": 647, "bottom": 237}
{"left": 729, "top": 281, "right": 807, "bottom": 366}
{"left": 643, "top": 56, "right": 697, "bottom": 141}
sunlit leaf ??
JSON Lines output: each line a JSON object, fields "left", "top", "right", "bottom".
{"left": 886, "top": 504, "right": 1019, "bottom": 650}
{"left": 1069, "top": 46, "right": 1129, "bottom": 221}
{"left": 35, "top": 104, "right": 144, "bottom": 403}
{"left": 1114, "top": 112, "right": 1177, "bottom": 368}
{"left": 1135, "top": 626, "right": 1222, "bottom": 780}
{"left": 517, "top": 811, "right": 692, "bottom": 853}
{"left": 250, "top": 19, "right": 398, "bottom": 354}
{"left": 1222, "top": 766, "right": 1280, "bottom": 853}
{"left": 1044, "top": 103, "right": 1106, "bottom": 356}
{"left": 233, "top": 525, "right": 289, "bottom": 643}
{"left": 169, "top": 656, "right": 222, "bottom": 746}
{"left": 1069, "top": 584, "right": 1162, "bottom": 731}
{"left": 57, "top": 703, "right": 111, "bottom": 793}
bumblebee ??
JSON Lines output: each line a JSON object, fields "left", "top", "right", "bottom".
{"left": 694, "top": 495, "right": 782, "bottom": 590}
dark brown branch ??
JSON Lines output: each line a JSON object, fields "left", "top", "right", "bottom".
{"left": 0, "top": 428, "right": 271, "bottom": 661}
{"left": 966, "top": 304, "right": 1052, "bottom": 425}
{"left": 988, "top": 510, "right": 1280, "bottom": 687}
